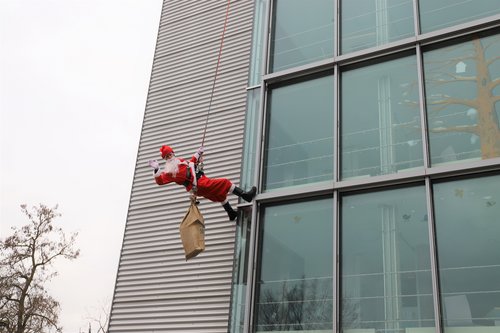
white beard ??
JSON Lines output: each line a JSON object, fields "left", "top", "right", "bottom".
{"left": 164, "top": 157, "right": 181, "bottom": 176}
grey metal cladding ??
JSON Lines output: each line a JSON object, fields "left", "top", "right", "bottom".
{"left": 108, "top": 0, "right": 253, "bottom": 332}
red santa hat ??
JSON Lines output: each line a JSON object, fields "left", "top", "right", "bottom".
{"left": 160, "top": 145, "right": 174, "bottom": 158}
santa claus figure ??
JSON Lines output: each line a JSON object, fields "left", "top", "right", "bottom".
{"left": 148, "top": 145, "right": 256, "bottom": 220}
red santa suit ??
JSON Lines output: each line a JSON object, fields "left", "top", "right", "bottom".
{"left": 154, "top": 151, "right": 232, "bottom": 203}
{"left": 150, "top": 145, "right": 257, "bottom": 221}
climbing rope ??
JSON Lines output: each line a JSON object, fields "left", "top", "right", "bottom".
{"left": 201, "top": 0, "right": 231, "bottom": 147}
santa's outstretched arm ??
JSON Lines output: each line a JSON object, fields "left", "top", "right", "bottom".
{"left": 190, "top": 146, "right": 204, "bottom": 163}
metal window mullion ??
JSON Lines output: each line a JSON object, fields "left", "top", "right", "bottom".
{"left": 257, "top": 0, "right": 271, "bottom": 197}
{"left": 243, "top": 88, "right": 264, "bottom": 333}
{"left": 243, "top": 1, "right": 272, "bottom": 331}
{"left": 246, "top": 79, "right": 268, "bottom": 333}
{"left": 413, "top": 0, "right": 421, "bottom": 36}
{"left": 245, "top": 81, "right": 267, "bottom": 332}
{"left": 265, "top": 0, "right": 274, "bottom": 75}
{"left": 333, "top": 190, "right": 340, "bottom": 333}
{"left": 425, "top": 177, "right": 443, "bottom": 333}
{"left": 243, "top": 200, "right": 259, "bottom": 333}
{"left": 334, "top": 63, "right": 340, "bottom": 183}
{"left": 334, "top": 0, "right": 340, "bottom": 57}
{"left": 416, "top": 43, "right": 431, "bottom": 168}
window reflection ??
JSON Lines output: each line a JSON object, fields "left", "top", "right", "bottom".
{"left": 341, "top": 55, "right": 424, "bottom": 180}
{"left": 341, "top": 186, "right": 435, "bottom": 332}
{"left": 424, "top": 35, "right": 500, "bottom": 166}
{"left": 263, "top": 75, "right": 334, "bottom": 191}
{"left": 255, "top": 198, "right": 334, "bottom": 332}
{"left": 341, "top": 0, "right": 414, "bottom": 54}
{"left": 270, "top": 0, "right": 334, "bottom": 73}
{"left": 419, "top": 0, "right": 500, "bottom": 34}
{"left": 433, "top": 175, "right": 500, "bottom": 330}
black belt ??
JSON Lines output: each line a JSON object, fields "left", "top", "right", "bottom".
{"left": 183, "top": 168, "right": 192, "bottom": 187}
{"left": 182, "top": 166, "right": 202, "bottom": 187}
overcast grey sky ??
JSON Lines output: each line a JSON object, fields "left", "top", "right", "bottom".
{"left": 0, "top": 1, "right": 162, "bottom": 331}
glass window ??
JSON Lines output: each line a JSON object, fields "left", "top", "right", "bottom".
{"left": 433, "top": 175, "right": 500, "bottom": 331}
{"left": 240, "top": 88, "right": 261, "bottom": 193}
{"left": 341, "top": 186, "right": 435, "bottom": 332}
{"left": 254, "top": 198, "right": 334, "bottom": 332}
{"left": 263, "top": 75, "right": 334, "bottom": 191}
{"left": 269, "top": 0, "right": 334, "bottom": 73}
{"left": 419, "top": 0, "right": 500, "bottom": 34}
{"left": 341, "top": 55, "right": 424, "bottom": 180}
{"left": 424, "top": 35, "right": 500, "bottom": 166}
{"left": 340, "top": 0, "right": 414, "bottom": 54}
{"left": 229, "top": 209, "right": 252, "bottom": 333}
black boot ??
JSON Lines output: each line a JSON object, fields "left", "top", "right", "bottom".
{"left": 222, "top": 202, "right": 238, "bottom": 221}
{"left": 232, "top": 186, "right": 257, "bottom": 203}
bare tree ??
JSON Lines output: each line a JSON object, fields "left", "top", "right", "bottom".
{"left": 428, "top": 36, "right": 500, "bottom": 157}
{"left": 256, "top": 277, "right": 357, "bottom": 331}
{"left": 85, "top": 299, "right": 111, "bottom": 333}
{"left": 0, "top": 204, "right": 80, "bottom": 333}
{"left": 403, "top": 35, "right": 500, "bottom": 159}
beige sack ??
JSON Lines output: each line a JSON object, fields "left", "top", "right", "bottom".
{"left": 179, "top": 201, "right": 205, "bottom": 260}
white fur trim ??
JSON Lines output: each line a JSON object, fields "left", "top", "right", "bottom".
{"left": 154, "top": 169, "right": 162, "bottom": 177}
{"left": 229, "top": 183, "right": 235, "bottom": 192}
{"left": 189, "top": 162, "right": 197, "bottom": 187}
{"left": 221, "top": 198, "right": 228, "bottom": 205}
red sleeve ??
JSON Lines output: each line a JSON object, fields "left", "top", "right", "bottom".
{"left": 154, "top": 157, "right": 188, "bottom": 185}
{"left": 155, "top": 172, "right": 171, "bottom": 185}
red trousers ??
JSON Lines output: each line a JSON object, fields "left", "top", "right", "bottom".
{"left": 195, "top": 175, "right": 232, "bottom": 203}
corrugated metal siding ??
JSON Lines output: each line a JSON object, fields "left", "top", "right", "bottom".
{"left": 108, "top": 1, "right": 254, "bottom": 332}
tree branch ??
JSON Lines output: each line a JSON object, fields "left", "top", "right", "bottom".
{"left": 427, "top": 96, "right": 478, "bottom": 109}
{"left": 438, "top": 71, "right": 477, "bottom": 82}
{"left": 488, "top": 78, "right": 500, "bottom": 90}
{"left": 1, "top": 203, "right": 78, "bottom": 333}
{"left": 30, "top": 312, "right": 60, "bottom": 330}
{"left": 486, "top": 55, "right": 500, "bottom": 66}
{"left": 430, "top": 125, "right": 478, "bottom": 134}
{"left": 483, "top": 36, "right": 500, "bottom": 52}
{"left": 425, "top": 55, "right": 476, "bottom": 68}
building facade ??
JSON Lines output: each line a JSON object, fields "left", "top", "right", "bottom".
{"left": 108, "top": 1, "right": 254, "bottom": 332}
{"left": 110, "top": 1, "right": 500, "bottom": 332}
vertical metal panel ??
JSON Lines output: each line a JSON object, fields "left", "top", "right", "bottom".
{"left": 416, "top": 43, "right": 431, "bottom": 169}
{"left": 425, "top": 177, "right": 443, "bottom": 333}
{"left": 109, "top": 1, "right": 254, "bottom": 332}
{"left": 333, "top": 190, "right": 340, "bottom": 333}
